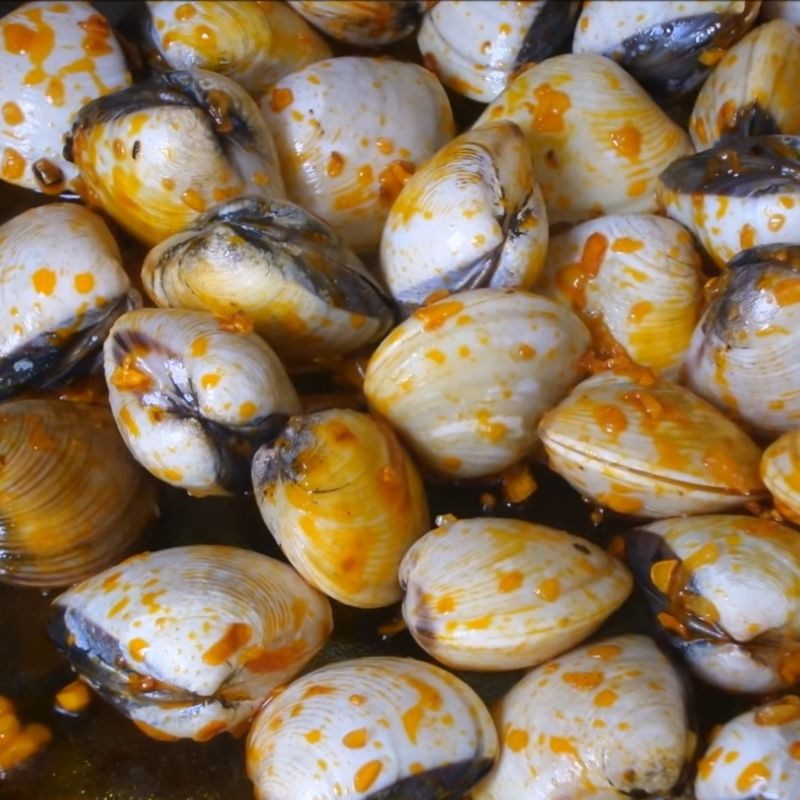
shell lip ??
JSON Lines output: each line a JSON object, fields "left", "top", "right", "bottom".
{"left": 363, "top": 756, "right": 494, "bottom": 800}
{"left": 728, "top": 242, "right": 800, "bottom": 271}
{"left": 514, "top": 1, "right": 582, "bottom": 68}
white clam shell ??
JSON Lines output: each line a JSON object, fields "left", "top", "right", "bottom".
{"left": 104, "top": 308, "right": 300, "bottom": 496}
{"left": 470, "top": 634, "right": 693, "bottom": 799}
{"left": 52, "top": 544, "right": 332, "bottom": 742}
{"left": 537, "top": 214, "right": 703, "bottom": 379}
{"left": 364, "top": 288, "right": 590, "bottom": 480}
{"left": 474, "top": 54, "right": 692, "bottom": 224}
{"left": 762, "top": 429, "right": 800, "bottom": 523}
{"left": 399, "top": 517, "right": 632, "bottom": 671}
{"left": 763, "top": 0, "right": 800, "bottom": 24}
{"left": 380, "top": 121, "right": 548, "bottom": 313}
{"left": 246, "top": 656, "right": 498, "bottom": 800}
{"left": 0, "top": 0, "right": 131, "bottom": 193}
{"left": 260, "top": 56, "right": 455, "bottom": 253}
{"left": 539, "top": 372, "right": 765, "bottom": 518}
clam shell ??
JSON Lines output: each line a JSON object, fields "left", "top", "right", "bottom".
{"left": 380, "top": 121, "right": 548, "bottom": 314}
{"left": 50, "top": 544, "right": 333, "bottom": 742}
{"left": 470, "top": 634, "right": 693, "bottom": 799}
{"left": 246, "top": 656, "right": 497, "bottom": 800}
{"left": 762, "top": 430, "right": 800, "bottom": 523}
{"left": 363, "top": 288, "right": 590, "bottom": 480}
{"left": 399, "top": 517, "right": 632, "bottom": 671}
{"left": 762, "top": 0, "right": 800, "bottom": 24}
{"left": 474, "top": 54, "right": 692, "bottom": 224}
{"left": 0, "top": 399, "right": 156, "bottom": 588}
{"left": 104, "top": 307, "right": 300, "bottom": 496}
{"left": 252, "top": 409, "right": 430, "bottom": 608}
{"left": 538, "top": 372, "right": 766, "bottom": 518}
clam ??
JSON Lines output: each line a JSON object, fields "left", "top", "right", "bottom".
{"left": 260, "top": 55, "right": 455, "bottom": 253}
{"left": 141, "top": 196, "right": 394, "bottom": 366}
{"left": 64, "top": 68, "right": 286, "bottom": 246}
{"left": 363, "top": 288, "right": 590, "bottom": 480}
{"left": 572, "top": 0, "right": 760, "bottom": 103}
{"left": 474, "top": 54, "right": 692, "bottom": 224}
{"left": 626, "top": 515, "right": 800, "bottom": 694}
{"left": 246, "top": 655, "right": 497, "bottom": 800}
{"left": 417, "top": 0, "right": 581, "bottom": 103}
{"left": 379, "top": 121, "right": 548, "bottom": 315}
{"left": 762, "top": 429, "right": 800, "bottom": 523}
{"left": 763, "top": 0, "right": 800, "bottom": 23}
{"left": 470, "top": 634, "right": 695, "bottom": 800}
{"left": 684, "top": 243, "right": 800, "bottom": 435}
{"left": 50, "top": 544, "right": 332, "bottom": 742}
{"left": 252, "top": 408, "right": 430, "bottom": 608}
{"left": 0, "top": 0, "right": 131, "bottom": 195}
{"left": 695, "top": 694, "right": 800, "bottom": 800}
{"left": 538, "top": 372, "right": 766, "bottom": 518}
{"left": 0, "top": 202, "right": 135, "bottom": 400}
{"left": 142, "top": 1, "right": 331, "bottom": 97}
{"left": 287, "top": 1, "right": 427, "bottom": 46}
{"left": 658, "top": 135, "right": 800, "bottom": 267}
{"left": 537, "top": 214, "right": 704, "bottom": 380}
{"left": 0, "top": 399, "right": 156, "bottom": 589}
{"left": 399, "top": 517, "right": 632, "bottom": 671}
{"left": 103, "top": 307, "right": 300, "bottom": 496}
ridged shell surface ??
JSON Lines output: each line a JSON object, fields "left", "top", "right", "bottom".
{"left": 762, "top": 430, "right": 800, "bottom": 523}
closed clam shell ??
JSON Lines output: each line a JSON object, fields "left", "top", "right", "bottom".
{"left": 0, "top": 202, "right": 133, "bottom": 399}
{"left": 364, "top": 288, "right": 590, "bottom": 480}
{"left": 0, "top": 399, "right": 156, "bottom": 588}
{"left": 246, "top": 656, "right": 497, "bottom": 800}
{"left": 626, "top": 514, "right": 800, "bottom": 694}
{"left": 142, "top": 196, "right": 394, "bottom": 366}
{"left": 399, "top": 517, "right": 632, "bottom": 671}
{"left": 50, "top": 544, "right": 333, "bottom": 742}
{"left": 690, "top": 20, "right": 800, "bottom": 150}
{"left": 762, "top": 430, "right": 800, "bottom": 523}
{"left": 417, "top": 1, "right": 581, "bottom": 103}
{"left": 537, "top": 214, "right": 703, "bottom": 379}
{"left": 0, "top": 1, "right": 131, "bottom": 194}
{"left": 260, "top": 56, "right": 455, "bottom": 253}
{"left": 287, "top": 1, "right": 427, "bottom": 45}
{"left": 65, "top": 68, "right": 286, "bottom": 246}
{"left": 538, "top": 372, "right": 766, "bottom": 518}
{"left": 695, "top": 694, "right": 800, "bottom": 800}
{"left": 658, "top": 135, "right": 800, "bottom": 268}
{"left": 252, "top": 409, "right": 430, "bottom": 608}
{"left": 104, "top": 307, "right": 300, "bottom": 496}
{"left": 474, "top": 54, "right": 692, "bottom": 224}
{"left": 684, "top": 245, "right": 800, "bottom": 435}
{"left": 470, "top": 634, "right": 694, "bottom": 800}
{"left": 380, "top": 122, "right": 548, "bottom": 314}
{"left": 144, "top": 1, "right": 331, "bottom": 96}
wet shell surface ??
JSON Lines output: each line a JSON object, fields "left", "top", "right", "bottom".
{"left": 469, "top": 634, "right": 694, "bottom": 799}
{"left": 0, "top": 0, "right": 131, "bottom": 194}
{"left": 246, "top": 656, "right": 498, "bottom": 800}
{"left": 252, "top": 408, "right": 430, "bottom": 608}
{"left": 0, "top": 399, "right": 156, "bottom": 588}
{"left": 399, "top": 517, "right": 632, "bottom": 671}
{"left": 65, "top": 68, "right": 286, "bottom": 246}
{"left": 572, "top": 0, "right": 760, "bottom": 102}
{"left": 287, "top": 1, "right": 427, "bottom": 46}
{"left": 762, "top": 0, "right": 800, "bottom": 23}
{"left": 695, "top": 694, "right": 800, "bottom": 800}
{"left": 474, "top": 53, "right": 692, "bottom": 224}
{"left": 657, "top": 135, "right": 800, "bottom": 268}
{"left": 762, "top": 429, "right": 800, "bottom": 523}
{"left": 537, "top": 214, "right": 703, "bottom": 379}
{"left": 260, "top": 56, "right": 455, "bottom": 253}
{"left": 104, "top": 307, "right": 300, "bottom": 496}
{"left": 141, "top": 196, "right": 394, "bottom": 366}
{"left": 538, "top": 372, "right": 766, "bottom": 518}
{"left": 626, "top": 515, "right": 800, "bottom": 694}
{"left": 0, "top": 202, "right": 134, "bottom": 399}
{"left": 417, "top": 0, "right": 581, "bottom": 103}
{"left": 144, "top": 0, "right": 331, "bottom": 96}
{"left": 690, "top": 19, "right": 800, "bottom": 150}
{"left": 363, "top": 288, "right": 590, "bottom": 480}
{"left": 50, "top": 545, "right": 333, "bottom": 742}
{"left": 684, "top": 243, "right": 800, "bottom": 435}
{"left": 379, "top": 121, "right": 548, "bottom": 314}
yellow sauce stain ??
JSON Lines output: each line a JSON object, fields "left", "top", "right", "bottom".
{"left": 698, "top": 746, "right": 722, "bottom": 780}
{"left": 736, "top": 761, "right": 771, "bottom": 792}
{"left": 354, "top": 760, "right": 383, "bottom": 793}
{"left": 55, "top": 680, "right": 91, "bottom": 713}
{"left": 181, "top": 188, "right": 206, "bottom": 212}
{"left": 239, "top": 401, "right": 256, "bottom": 420}
{"left": 506, "top": 728, "right": 529, "bottom": 752}
{"left": 562, "top": 671, "right": 603, "bottom": 690}
{"left": 555, "top": 231, "right": 608, "bottom": 308}
{"left": 594, "top": 689, "right": 617, "bottom": 707}
{"left": 768, "top": 214, "right": 786, "bottom": 232}
{"left": 588, "top": 644, "right": 622, "bottom": 661}
{"left": 593, "top": 404, "right": 628, "bottom": 435}
{"left": 1, "top": 101, "right": 23, "bottom": 125}
{"left": 190, "top": 336, "right": 208, "bottom": 357}
{"left": 413, "top": 299, "right": 464, "bottom": 331}
{"left": 0, "top": 146, "right": 24, "bottom": 181}
{"left": 755, "top": 697, "right": 800, "bottom": 726}
{"left": 33, "top": 267, "right": 58, "bottom": 296}
{"left": 128, "top": 638, "right": 149, "bottom": 662}
{"left": 304, "top": 729, "right": 322, "bottom": 743}
{"left": 73, "top": 272, "right": 95, "bottom": 294}
{"left": 342, "top": 728, "right": 368, "bottom": 749}
{"left": 536, "top": 578, "right": 560, "bottom": 602}
{"left": 175, "top": 3, "right": 196, "bottom": 21}
{"left": 326, "top": 151, "right": 345, "bottom": 177}
{"left": 107, "top": 596, "right": 129, "bottom": 618}
{"left": 627, "top": 178, "right": 648, "bottom": 197}
{"left": 597, "top": 492, "right": 643, "bottom": 514}
{"left": 118, "top": 406, "right": 140, "bottom": 438}
{"left": 200, "top": 373, "right": 221, "bottom": 389}
{"left": 628, "top": 300, "right": 654, "bottom": 323}
{"left": 333, "top": 164, "right": 374, "bottom": 211}
{"left": 498, "top": 570, "right": 523, "bottom": 593}
{"left": 270, "top": 87, "right": 294, "bottom": 112}
{"left": 435, "top": 595, "right": 455, "bottom": 614}
{"left": 378, "top": 159, "right": 415, "bottom": 206}
{"left": 550, "top": 736, "right": 578, "bottom": 757}
{"left": 440, "top": 456, "right": 462, "bottom": 472}
{"left": 532, "top": 83, "right": 571, "bottom": 133}
{"left": 425, "top": 348, "right": 446, "bottom": 364}
{"left": 401, "top": 677, "right": 442, "bottom": 745}
{"left": 650, "top": 559, "right": 678, "bottom": 594}
{"left": 202, "top": 622, "right": 253, "bottom": 666}
{"left": 740, "top": 224, "right": 755, "bottom": 251}
{"left": 610, "top": 124, "right": 642, "bottom": 161}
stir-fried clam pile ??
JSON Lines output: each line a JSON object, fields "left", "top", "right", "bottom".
{"left": 6, "top": 0, "right": 800, "bottom": 797}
